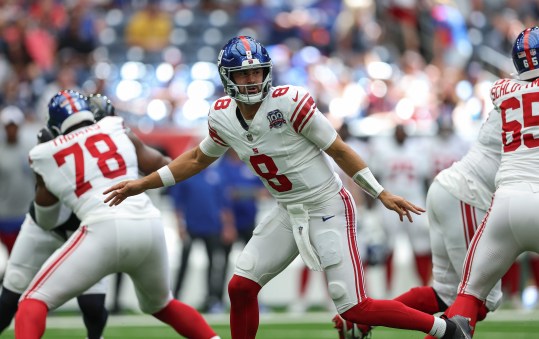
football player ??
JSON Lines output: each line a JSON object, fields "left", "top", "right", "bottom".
{"left": 14, "top": 90, "right": 220, "bottom": 339}
{"left": 0, "top": 93, "right": 171, "bottom": 338}
{"left": 446, "top": 26, "right": 539, "bottom": 335}
{"left": 334, "top": 109, "right": 504, "bottom": 339}
{"left": 104, "top": 36, "right": 471, "bottom": 339}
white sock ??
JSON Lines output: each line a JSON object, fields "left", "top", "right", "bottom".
{"left": 428, "top": 317, "right": 447, "bottom": 338}
{"left": 210, "top": 336, "right": 221, "bottom": 339}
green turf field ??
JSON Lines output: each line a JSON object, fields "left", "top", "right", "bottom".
{"left": 3, "top": 311, "right": 539, "bottom": 338}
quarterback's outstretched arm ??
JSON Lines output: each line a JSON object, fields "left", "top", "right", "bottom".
{"left": 325, "top": 135, "right": 425, "bottom": 222}
{"left": 103, "top": 145, "right": 218, "bottom": 206}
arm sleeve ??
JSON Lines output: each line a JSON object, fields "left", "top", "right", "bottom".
{"left": 300, "top": 110, "right": 338, "bottom": 150}
{"left": 200, "top": 136, "right": 229, "bottom": 157}
{"left": 199, "top": 118, "right": 230, "bottom": 157}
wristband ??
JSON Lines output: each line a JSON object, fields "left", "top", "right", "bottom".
{"left": 157, "top": 165, "right": 175, "bottom": 187}
{"left": 352, "top": 167, "right": 384, "bottom": 199}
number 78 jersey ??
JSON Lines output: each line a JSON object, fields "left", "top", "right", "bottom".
{"left": 29, "top": 116, "right": 160, "bottom": 225}
{"left": 200, "top": 85, "right": 343, "bottom": 205}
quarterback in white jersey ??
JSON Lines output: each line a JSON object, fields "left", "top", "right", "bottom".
{"left": 105, "top": 36, "right": 472, "bottom": 339}
{"left": 447, "top": 26, "right": 539, "bottom": 335}
{"left": 15, "top": 90, "right": 220, "bottom": 339}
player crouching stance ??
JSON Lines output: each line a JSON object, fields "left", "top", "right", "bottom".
{"left": 14, "top": 90, "right": 220, "bottom": 339}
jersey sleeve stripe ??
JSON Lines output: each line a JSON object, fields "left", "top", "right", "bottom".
{"left": 292, "top": 96, "right": 315, "bottom": 133}
{"left": 290, "top": 93, "right": 310, "bottom": 122}
{"left": 297, "top": 106, "right": 316, "bottom": 133}
{"left": 208, "top": 125, "right": 228, "bottom": 147}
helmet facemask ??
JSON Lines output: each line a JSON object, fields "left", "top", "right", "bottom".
{"left": 217, "top": 36, "right": 273, "bottom": 104}
{"left": 220, "top": 64, "right": 272, "bottom": 104}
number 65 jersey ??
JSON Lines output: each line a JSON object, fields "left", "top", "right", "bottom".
{"left": 200, "top": 85, "right": 342, "bottom": 205}
{"left": 29, "top": 116, "right": 160, "bottom": 225}
{"left": 491, "top": 78, "right": 539, "bottom": 187}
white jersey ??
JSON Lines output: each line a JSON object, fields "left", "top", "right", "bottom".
{"left": 29, "top": 116, "right": 160, "bottom": 225}
{"left": 370, "top": 137, "right": 428, "bottom": 203}
{"left": 491, "top": 78, "right": 539, "bottom": 186}
{"left": 435, "top": 110, "right": 501, "bottom": 211}
{"left": 200, "top": 85, "right": 341, "bottom": 205}
{"left": 426, "top": 133, "right": 469, "bottom": 180}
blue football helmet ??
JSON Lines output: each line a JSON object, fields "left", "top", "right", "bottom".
{"left": 47, "top": 90, "right": 94, "bottom": 136}
{"left": 217, "top": 36, "right": 272, "bottom": 104}
{"left": 512, "top": 26, "right": 539, "bottom": 80}
{"left": 87, "top": 93, "right": 115, "bottom": 121}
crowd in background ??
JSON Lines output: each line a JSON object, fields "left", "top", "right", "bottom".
{"left": 2, "top": 0, "right": 539, "bottom": 314}
{"left": 0, "top": 0, "right": 536, "bottom": 134}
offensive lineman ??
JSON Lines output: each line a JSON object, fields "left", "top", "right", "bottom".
{"left": 103, "top": 35, "right": 471, "bottom": 339}
{"left": 446, "top": 26, "right": 539, "bottom": 335}
{"left": 0, "top": 126, "right": 109, "bottom": 339}
{"left": 0, "top": 93, "right": 170, "bottom": 338}
{"left": 14, "top": 90, "right": 220, "bottom": 339}
{"left": 334, "top": 109, "right": 504, "bottom": 339}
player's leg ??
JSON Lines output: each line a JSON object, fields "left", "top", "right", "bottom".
{"left": 77, "top": 277, "right": 109, "bottom": 339}
{"left": 405, "top": 211, "right": 432, "bottom": 286}
{"left": 378, "top": 205, "right": 397, "bottom": 295}
{"left": 123, "top": 218, "right": 217, "bottom": 339}
{"left": 203, "top": 234, "right": 227, "bottom": 312}
{"left": 173, "top": 233, "right": 193, "bottom": 299}
{"left": 77, "top": 294, "right": 108, "bottom": 339}
{"left": 319, "top": 188, "right": 457, "bottom": 338}
{"left": 15, "top": 225, "right": 115, "bottom": 338}
{"left": 0, "top": 215, "right": 62, "bottom": 333}
{"left": 228, "top": 204, "right": 299, "bottom": 339}
{"left": 447, "top": 186, "right": 530, "bottom": 330}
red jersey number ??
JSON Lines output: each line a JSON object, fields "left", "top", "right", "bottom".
{"left": 501, "top": 92, "right": 539, "bottom": 152}
{"left": 249, "top": 154, "right": 292, "bottom": 192}
{"left": 53, "top": 133, "right": 127, "bottom": 197}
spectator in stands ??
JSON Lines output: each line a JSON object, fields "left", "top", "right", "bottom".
{"left": 0, "top": 106, "right": 35, "bottom": 254}
{"left": 125, "top": 2, "right": 172, "bottom": 54}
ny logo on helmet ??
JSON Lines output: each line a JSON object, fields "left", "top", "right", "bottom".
{"left": 267, "top": 110, "right": 286, "bottom": 129}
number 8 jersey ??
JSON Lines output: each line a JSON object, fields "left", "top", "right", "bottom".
{"left": 200, "top": 85, "right": 343, "bottom": 205}
{"left": 29, "top": 116, "right": 160, "bottom": 225}
{"left": 491, "top": 78, "right": 539, "bottom": 187}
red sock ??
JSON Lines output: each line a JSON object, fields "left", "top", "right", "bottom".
{"left": 394, "top": 286, "right": 441, "bottom": 314}
{"left": 228, "top": 275, "right": 262, "bottom": 339}
{"left": 529, "top": 256, "right": 539, "bottom": 287}
{"left": 15, "top": 299, "right": 48, "bottom": 339}
{"left": 477, "top": 303, "right": 489, "bottom": 321}
{"left": 501, "top": 262, "right": 520, "bottom": 296}
{"left": 299, "top": 266, "right": 310, "bottom": 296}
{"left": 414, "top": 254, "right": 433, "bottom": 286}
{"left": 152, "top": 299, "right": 216, "bottom": 339}
{"left": 342, "top": 297, "right": 435, "bottom": 333}
{"left": 446, "top": 293, "right": 483, "bottom": 333}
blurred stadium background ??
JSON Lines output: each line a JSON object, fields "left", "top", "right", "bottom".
{"left": 1, "top": 0, "right": 539, "bottom": 336}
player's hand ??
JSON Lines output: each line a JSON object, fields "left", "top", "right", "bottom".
{"left": 377, "top": 190, "right": 425, "bottom": 222}
{"left": 103, "top": 179, "right": 145, "bottom": 206}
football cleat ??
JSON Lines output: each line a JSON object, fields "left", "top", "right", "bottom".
{"left": 446, "top": 315, "right": 472, "bottom": 339}
{"left": 332, "top": 314, "right": 371, "bottom": 339}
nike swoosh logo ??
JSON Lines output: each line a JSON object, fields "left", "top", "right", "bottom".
{"left": 293, "top": 91, "right": 299, "bottom": 102}
{"left": 322, "top": 215, "right": 335, "bottom": 222}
